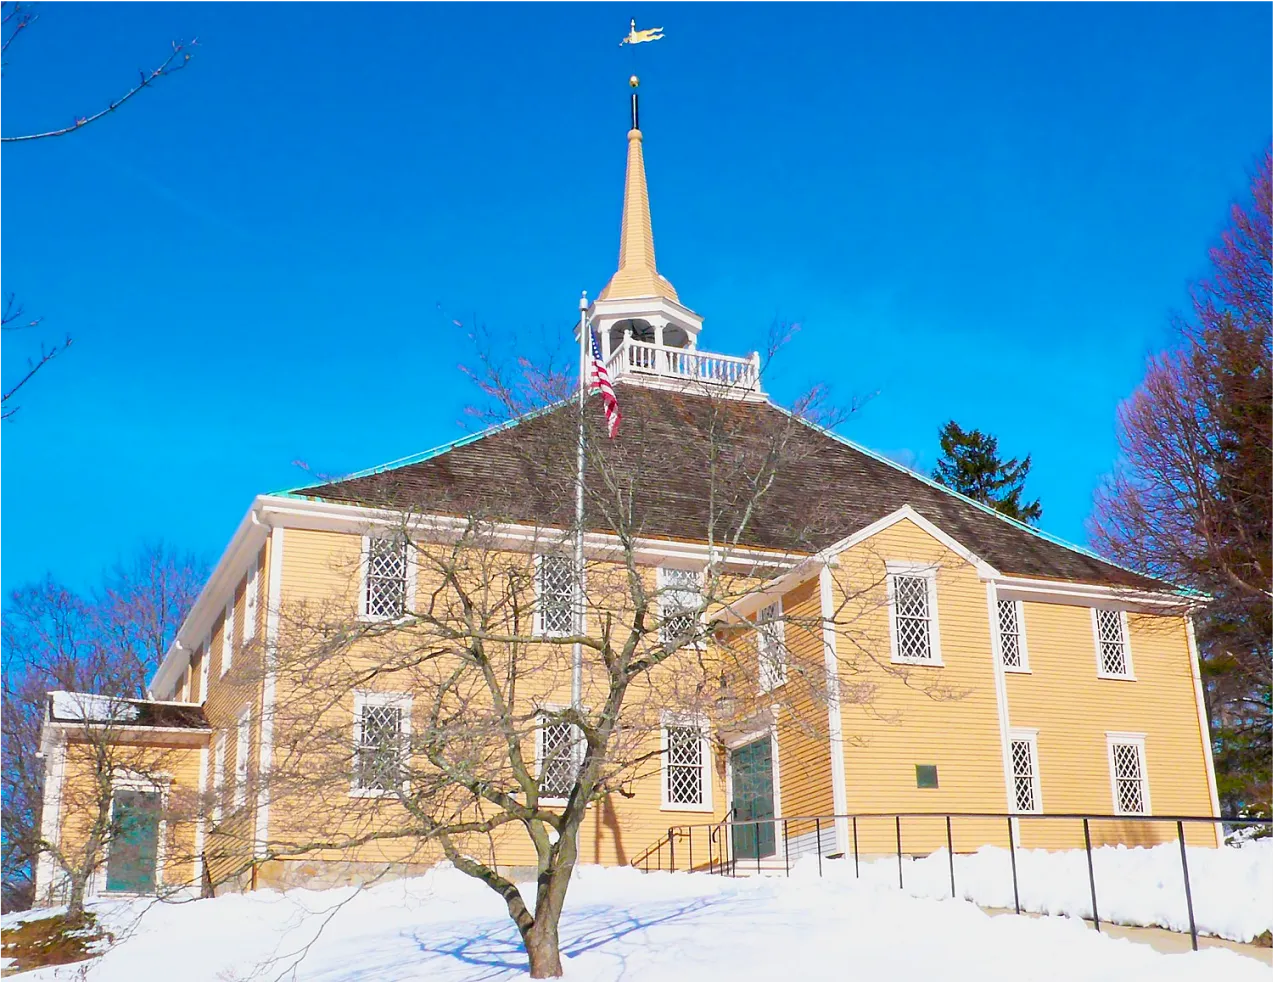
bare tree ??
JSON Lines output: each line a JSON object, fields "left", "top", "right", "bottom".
{"left": 1091, "top": 149, "right": 1271, "bottom": 811}
{"left": 0, "top": 3, "right": 196, "bottom": 418}
{"left": 1, "top": 545, "right": 206, "bottom": 911}
{"left": 216, "top": 354, "right": 962, "bottom": 978}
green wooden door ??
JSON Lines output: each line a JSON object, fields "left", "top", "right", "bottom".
{"left": 730, "top": 738, "right": 776, "bottom": 860}
{"left": 105, "top": 789, "right": 161, "bottom": 893}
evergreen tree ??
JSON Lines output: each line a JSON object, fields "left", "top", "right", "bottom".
{"left": 932, "top": 421, "right": 1043, "bottom": 525}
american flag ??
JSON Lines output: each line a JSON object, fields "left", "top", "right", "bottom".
{"left": 588, "top": 327, "right": 621, "bottom": 439}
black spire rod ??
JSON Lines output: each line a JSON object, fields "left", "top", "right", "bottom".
{"left": 629, "top": 74, "right": 640, "bottom": 130}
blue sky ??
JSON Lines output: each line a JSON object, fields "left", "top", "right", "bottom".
{"left": 3, "top": 3, "right": 1269, "bottom": 592}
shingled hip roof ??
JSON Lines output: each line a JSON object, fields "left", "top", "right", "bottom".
{"left": 293, "top": 386, "right": 1163, "bottom": 591}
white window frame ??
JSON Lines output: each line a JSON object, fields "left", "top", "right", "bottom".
{"left": 242, "top": 568, "right": 258, "bottom": 642}
{"left": 211, "top": 732, "right": 226, "bottom": 823}
{"left": 358, "top": 534, "right": 417, "bottom": 623}
{"left": 534, "top": 705, "right": 583, "bottom": 806}
{"left": 997, "top": 599, "right": 1030, "bottom": 673}
{"left": 660, "top": 712, "right": 714, "bottom": 812}
{"left": 658, "top": 566, "right": 704, "bottom": 644}
{"left": 1106, "top": 732, "right": 1150, "bottom": 815}
{"left": 219, "top": 601, "right": 235, "bottom": 678}
{"left": 757, "top": 599, "right": 788, "bottom": 692}
{"left": 1007, "top": 728, "right": 1042, "bottom": 814}
{"left": 886, "top": 562, "right": 943, "bottom": 666}
{"left": 233, "top": 707, "right": 251, "bottom": 810}
{"left": 350, "top": 691, "right": 413, "bottom": 798}
{"left": 1092, "top": 607, "right": 1135, "bottom": 680}
{"left": 533, "top": 554, "right": 581, "bottom": 638}
{"left": 96, "top": 773, "right": 170, "bottom": 897}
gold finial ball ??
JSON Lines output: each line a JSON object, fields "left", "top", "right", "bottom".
{"left": 629, "top": 75, "right": 640, "bottom": 88}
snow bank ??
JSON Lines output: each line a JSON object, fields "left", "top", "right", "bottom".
{"left": 3, "top": 857, "right": 1268, "bottom": 982}
{"left": 822, "top": 837, "right": 1273, "bottom": 943}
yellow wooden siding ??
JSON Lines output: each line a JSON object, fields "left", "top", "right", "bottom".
{"left": 829, "top": 520, "right": 1008, "bottom": 855}
{"left": 1006, "top": 603, "right": 1217, "bottom": 848}
{"left": 201, "top": 544, "right": 267, "bottom": 889}
{"left": 54, "top": 737, "right": 205, "bottom": 895}
{"left": 258, "top": 529, "right": 730, "bottom": 878}
{"left": 770, "top": 578, "right": 835, "bottom": 852}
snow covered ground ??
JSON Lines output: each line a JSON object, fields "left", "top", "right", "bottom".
{"left": 4, "top": 843, "right": 1269, "bottom": 982}
{"left": 848, "top": 837, "right": 1273, "bottom": 943}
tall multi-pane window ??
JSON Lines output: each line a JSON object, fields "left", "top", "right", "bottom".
{"left": 242, "top": 568, "right": 258, "bottom": 642}
{"left": 889, "top": 568, "right": 939, "bottom": 664}
{"left": 1094, "top": 608, "right": 1132, "bottom": 678}
{"left": 363, "top": 536, "right": 409, "bottom": 620}
{"left": 1008, "top": 731, "right": 1041, "bottom": 813}
{"left": 233, "top": 708, "right": 251, "bottom": 809}
{"left": 662, "top": 720, "right": 710, "bottom": 810}
{"left": 535, "top": 555, "right": 577, "bottom": 637}
{"left": 536, "top": 717, "right": 579, "bottom": 801}
{"left": 659, "top": 568, "right": 702, "bottom": 643}
{"left": 757, "top": 600, "right": 788, "bottom": 692}
{"left": 353, "top": 693, "right": 411, "bottom": 794}
{"left": 1109, "top": 736, "right": 1148, "bottom": 814}
{"left": 212, "top": 733, "right": 226, "bottom": 823}
{"left": 220, "top": 601, "right": 235, "bottom": 678}
{"left": 997, "top": 599, "right": 1028, "bottom": 671}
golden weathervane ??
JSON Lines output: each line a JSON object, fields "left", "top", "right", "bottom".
{"left": 619, "top": 19, "right": 664, "bottom": 46}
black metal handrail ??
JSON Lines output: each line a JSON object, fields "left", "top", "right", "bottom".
{"left": 632, "top": 811, "right": 1270, "bottom": 951}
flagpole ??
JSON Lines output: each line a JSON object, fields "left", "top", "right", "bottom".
{"left": 572, "top": 291, "right": 588, "bottom": 712}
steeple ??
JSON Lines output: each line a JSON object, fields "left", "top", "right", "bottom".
{"left": 598, "top": 76, "right": 678, "bottom": 303}
{"left": 585, "top": 74, "right": 762, "bottom": 399}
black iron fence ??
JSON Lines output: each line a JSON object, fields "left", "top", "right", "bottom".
{"left": 631, "top": 812, "right": 1271, "bottom": 951}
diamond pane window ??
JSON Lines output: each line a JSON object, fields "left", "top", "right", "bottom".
{"left": 538, "top": 719, "right": 578, "bottom": 800}
{"left": 1010, "top": 738, "right": 1038, "bottom": 812}
{"left": 354, "top": 695, "right": 410, "bottom": 793}
{"left": 365, "top": 537, "right": 409, "bottom": 620}
{"left": 757, "top": 601, "right": 787, "bottom": 692}
{"left": 1095, "top": 609, "right": 1130, "bottom": 677}
{"left": 1110, "top": 741, "right": 1147, "bottom": 814}
{"left": 243, "top": 569, "right": 258, "bottom": 641}
{"left": 665, "top": 725, "right": 705, "bottom": 807}
{"left": 660, "top": 568, "right": 702, "bottom": 643}
{"left": 536, "top": 556, "right": 577, "bottom": 637}
{"left": 998, "top": 600, "right": 1024, "bottom": 669}
{"left": 234, "top": 708, "right": 251, "bottom": 808}
{"left": 892, "top": 574, "right": 935, "bottom": 662}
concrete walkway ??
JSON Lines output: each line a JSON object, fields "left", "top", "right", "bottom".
{"left": 983, "top": 908, "right": 1273, "bottom": 963}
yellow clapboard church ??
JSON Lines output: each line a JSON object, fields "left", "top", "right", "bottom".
{"left": 35, "top": 80, "right": 1219, "bottom": 904}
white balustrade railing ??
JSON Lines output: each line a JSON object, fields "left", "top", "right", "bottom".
{"left": 604, "top": 340, "right": 761, "bottom": 393}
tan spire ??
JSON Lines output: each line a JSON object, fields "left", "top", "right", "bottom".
{"left": 598, "top": 81, "right": 679, "bottom": 303}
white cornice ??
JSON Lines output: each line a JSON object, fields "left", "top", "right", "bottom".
{"left": 992, "top": 575, "right": 1192, "bottom": 610}
{"left": 150, "top": 494, "right": 808, "bottom": 697}
{"left": 149, "top": 505, "right": 270, "bottom": 699}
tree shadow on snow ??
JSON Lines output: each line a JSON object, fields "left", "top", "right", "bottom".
{"left": 394, "top": 894, "right": 740, "bottom": 980}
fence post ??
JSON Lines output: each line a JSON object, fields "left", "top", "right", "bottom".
{"left": 689, "top": 827, "right": 694, "bottom": 874}
{"left": 709, "top": 827, "right": 715, "bottom": 875}
{"left": 1083, "top": 818, "right": 1100, "bottom": 934}
{"left": 756, "top": 821, "right": 761, "bottom": 875}
{"left": 853, "top": 816, "right": 860, "bottom": 879}
{"left": 946, "top": 815, "right": 956, "bottom": 899}
{"left": 816, "top": 818, "right": 823, "bottom": 878}
{"left": 1007, "top": 816, "right": 1020, "bottom": 914}
{"left": 1177, "top": 820, "right": 1198, "bottom": 951}
{"left": 896, "top": 815, "right": 904, "bottom": 890}
{"left": 668, "top": 828, "right": 675, "bottom": 873}
{"left": 783, "top": 819, "right": 790, "bottom": 876}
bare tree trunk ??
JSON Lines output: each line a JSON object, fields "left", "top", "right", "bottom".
{"left": 523, "top": 918, "right": 564, "bottom": 979}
